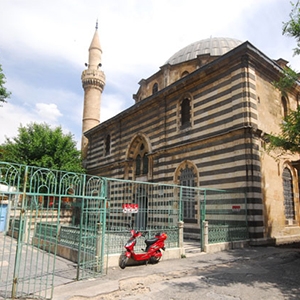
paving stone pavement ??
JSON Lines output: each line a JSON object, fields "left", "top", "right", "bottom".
{"left": 52, "top": 244, "right": 300, "bottom": 300}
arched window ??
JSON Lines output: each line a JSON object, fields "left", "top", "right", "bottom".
{"left": 281, "top": 96, "right": 288, "bottom": 118}
{"left": 105, "top": 134, "right": 111, "bottom": 156}
{"left": 152, "top": 82, "right": 158, "bottom": 94}
{"left": 135, "top": 144, "right": 148, "bottom": 176}
{"left": 143, "top": 154, "right": 148, "bottom": 174}
{"left": 181, "top": 98, "right": 191, "bottom": 128}
{"left": 136, "top": 154, "right": 141, "bottom": 175}
{"left": 282, "top": 167, "right": 295, "bottom": 222}
{"left": 181, "top": 71, "right": 189, "bottom": 78}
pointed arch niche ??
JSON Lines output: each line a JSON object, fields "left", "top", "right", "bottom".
{"left": 125, "top": 133, "right": 152, "bottom": 181}
{"left": 174, "top": 161, "right": 199, "bottom": 224}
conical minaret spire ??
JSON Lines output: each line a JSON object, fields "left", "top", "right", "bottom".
{"left": 88, "top": 20, "right": 102, "bottom": 70}
{"left": 81, "top": 22, "right": 106, "bottom": 160}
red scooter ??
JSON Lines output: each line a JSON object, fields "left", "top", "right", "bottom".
{"left": 119, "top": 229, "right": 167, "bottom": 269}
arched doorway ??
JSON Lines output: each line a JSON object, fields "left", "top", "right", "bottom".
{"left": 126, "top": 134, "right": 152, "bottom": 229}
{"left": 180, "top": 165, "right": 196, "bottom": 223}
{"left": 175, "top": 161, "right": 199, "bottom": 224}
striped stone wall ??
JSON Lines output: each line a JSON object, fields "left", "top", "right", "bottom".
{"left": 85, "top": 42, "right": 300, "bottom": 242}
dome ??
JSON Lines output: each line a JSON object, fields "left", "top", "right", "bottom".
{"left": 165, "top": 37, "right": 243, "bottom": 65}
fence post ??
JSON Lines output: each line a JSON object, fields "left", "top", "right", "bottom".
{"left": 178, "top": 221, "right": 184, "bottom": 255}
{"left": 203, "top": 221, "right": 208, "bottom": 252}
{"left": 12, "top": 166, "right": 29, "bottom": 299}
{"left": 95, "top": 222, "right": 102, "bottom": 272}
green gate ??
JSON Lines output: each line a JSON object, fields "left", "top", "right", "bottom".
{"left": 0, "top": 162, "right": 106, "bottom": 299}
{"left": 179, "top": 186, "right": 248, "bottom": 250}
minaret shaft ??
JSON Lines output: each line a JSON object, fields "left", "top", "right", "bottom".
{"left": 81, "top": 25, "right": 105, "bottom": 159}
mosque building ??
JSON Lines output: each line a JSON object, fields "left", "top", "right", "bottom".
{"left": 81, "top": 26, "right": 300, "bottom": 245}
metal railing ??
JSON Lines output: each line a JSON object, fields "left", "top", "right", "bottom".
{"left": 0, "top": 161, "right": 248, "bottom": 300}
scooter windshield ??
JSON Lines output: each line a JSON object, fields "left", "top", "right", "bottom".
{"left": 125, "top": 238, "right": 136, "bottom": 247}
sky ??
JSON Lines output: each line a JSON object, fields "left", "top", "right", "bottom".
{"left": 0, "top": 0, "right": 299, "bottom": 149}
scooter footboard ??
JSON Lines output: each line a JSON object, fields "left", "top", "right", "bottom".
{"left": 153, "top": 249, "right": 163, "bottom": 257}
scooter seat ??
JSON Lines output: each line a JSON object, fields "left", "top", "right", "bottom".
{"left": 145, "top": 238, "right": 158, "bottom": 246}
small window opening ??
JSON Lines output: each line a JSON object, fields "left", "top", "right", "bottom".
{"left": 181, "top": 98, "right": 191, "bottom": 128}
{"left": 105, "top": 134, "right": 111, "bottom": 156}
{"left": 152, "top": 83, "right": 158, "bottom": 94}
{"left": 281, "top": 96, "right": 288, "bottom": 118}
{"left": 181, "top": 71, "right": 189, "bottom": 77}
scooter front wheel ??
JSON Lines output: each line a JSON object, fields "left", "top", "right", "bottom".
{"left": 119, "top": 253, "right": 129, "bottom": 269}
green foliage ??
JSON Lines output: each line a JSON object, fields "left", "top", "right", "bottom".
{"left": 268, "top": 106, "right": 300, "bottom": 154}
{"left": 269, "top": 2, "right": 300, "bottom": 156}
{"left": 272, "top": 66, "right": 299, "bottom": 96}
{"left": 283, "top": 1, "right": 300, "bottom": 56}
{"left": 0, "top": 123, "right": 84, "bottom": 173}
{"left": 0, "top": 64, "right": 11, "bottom": 105}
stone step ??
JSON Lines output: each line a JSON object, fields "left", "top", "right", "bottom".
{"left": 184, "top": 239, "right": 201, "bottom": 254}
{"left": 184, "top": 232, "right": 201, "bottom": 240}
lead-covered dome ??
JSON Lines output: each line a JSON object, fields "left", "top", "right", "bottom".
{"left": 165, "top": 37, "right": 242, "bottom": 65}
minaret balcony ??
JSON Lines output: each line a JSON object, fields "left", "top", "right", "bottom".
{"left": 81, "top": 69, "right": 106, "bottom": 90}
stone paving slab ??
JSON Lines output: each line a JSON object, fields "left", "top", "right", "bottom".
{"left": 52, "top": 245, "right": 300, "bottom": 300}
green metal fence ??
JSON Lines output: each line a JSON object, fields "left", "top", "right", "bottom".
{"left": 204, "top": 189, "right": 248, "bottom": 244}
{"left": 0, "top": 162, "right": 107, "bottom": 299}
{"left": 0, "top": 163, "right": 182, "bottom": 299}
{"left": 177, "top": 186, "right": 248, "bottom": 248}
{"left": 105, "top": 178, "right": 180, "bottom": 255}
{"left": 0, "top": 161, "right": 248, "bottom": 300}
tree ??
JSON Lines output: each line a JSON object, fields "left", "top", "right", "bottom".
{"left": 272, "top": 66, "right": 299, "bottom": 96}
{"left": 0, "top": 64, "right": 11, "bottom": 105}
{"left": 268, "top": 106, "right": 300, "bottom": 154}
{"left": 283, "top": 0, "right": 300, "bottom": 56}
{"left": 273, "top": 1, "right": 300, "bottom": 94}
{"left": 268, "top": 1, "right": 300, "bottom": 154}
{"left": 0, "top": 123, "right": 84, "bottom": 173}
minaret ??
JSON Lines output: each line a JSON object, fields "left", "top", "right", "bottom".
{"left": 81, "top": 21, "right": 106, "bottom": 159}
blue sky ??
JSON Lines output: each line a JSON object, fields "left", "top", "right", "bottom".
{"left": 0, "top": 0, "right": 299, "bottom": 148}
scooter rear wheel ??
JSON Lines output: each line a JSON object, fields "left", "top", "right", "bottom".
{"left": 149, "top": 251, "right": 161, "bottom": 264}
{"left": 119, "top": 254, "right": 129, "bottom": 269}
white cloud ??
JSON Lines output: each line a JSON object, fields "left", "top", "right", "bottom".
{"left": 0, "top": 0, "right": 299, "bottom": 149}
{"left": 101, "top": 93, "right": 129, "bottom": 122}
{"left": 35, "top": 103, "right": 62, "bottom": 122}
{"left": 0, "top": 103, "right": 38, "bottom": 143}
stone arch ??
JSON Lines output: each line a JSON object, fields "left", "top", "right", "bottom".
{"left": 125, "top": 133, "right": 152, "bottom": 180}
{"left": 125, "top": 133, "right": 152, "bottom": 160}
{"left": 174, "top": 160, "right": 199, "bottom": 185}
{"left": 181, "top": 70, "right": 189, "bottom": 78}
